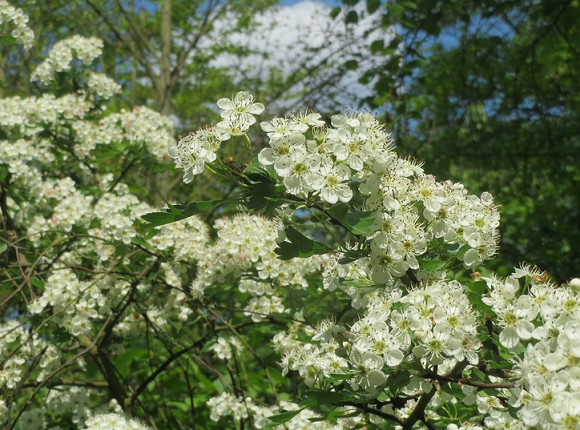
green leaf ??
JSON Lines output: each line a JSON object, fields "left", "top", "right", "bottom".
{"left": 275, "top": 226, "right": 333, "bottom": 260}
{"left": 367, "top": 0, "right": 381, "bottom": 14}
{"left": 330, "top": 7, "right": 341, "bottom": 19}
{"left": 141, "top": 200, "right": 223, "bottom": 228}
{"left": 465, "top": 280, "right": 487, "bottom": 295}
{"left": 370, "top": 39, "right": 384, "bottom": 54}
{"left": 327, "top": 204, "right": 377, "bottom": 236}
{"left": 345, "top": 10, "right": 358, "bottom": 24}
{"left": 301, "top": 390, "right": 349, "bottom": 405}
{"left": 0, "top": 242, "right": 7, "bottom": 255}
{"left": 30, "top": 277, "right": 45, "bottom": 290}
{"left": 385, "top": 370, "right": 411, "bottom": 392}
{"left": 285, "top": 286, "right": 309, "bottom": 312}
{"left": 418, "top": 258, "right": 447, "bottom": 272}
{"left": 0, "top": 35, "right": 17, "bottom": 46}
{"left": 167, "top": 401, "right": 190, "bottom": 412}
{"left": 263, "top": 409, "right": 303, "bottom": 428}
{"left": 345, "top": 60, "right": 358, "bottom": 71}
{"left": 239, "top": 159, "right": 288, "bottom": 214}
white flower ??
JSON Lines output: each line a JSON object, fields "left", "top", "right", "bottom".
{"left": 274, "top": 146, "right": 323, "bottom": 195}
{"left": 257, "top": 134, "right": 305, "bottom": 166}
{"left": 217, "top": 91, "right": 264, "bottom": 126}
{"left": 349, "top": 348, "right": 387, "bottom": 392}
{"left": 168, "top": 131, "right": 219, "bottom": 183}
{"left": 317, "top": 163, "right": 353, "bottom": 204}
{"left": 496, "top": 295, "right": 539, "bottom": 349}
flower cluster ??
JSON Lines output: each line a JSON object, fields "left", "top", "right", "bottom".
{"left": 275, "top": 280, "right": 480, "bottom": 392}
{"left": 258, "top": 112, "right": 392, "bottom": 202}
{"left": 210, "top": 336, "right": 244, "bottom": 360}
{"left": 46, "top": 386, "right": 93, "bottom": 426}
{"left": 207, "top": 393, "right": 356, "bottom": 429}
{"left": 82, "top": 413, "right": 150, "bottom": 430}
{"left": 190, "top": 213, "right": 322, "bottom": 309}
{"left": 86, "top": 71, "right": 122, "bottom": 99}
{"left": 0, "top": 320, "right": 61, "bottom": 391}
{"left": 483, "top": 268, "right": 580, "bottom": 428}
{"left": 31, "top": 35, "right": 104, "bottom": 85}
{"left": 168, "top": 91, "right": 264, "bottom": 182}
{"left": 0, "top": 0, "right": 34, "bottom": 50}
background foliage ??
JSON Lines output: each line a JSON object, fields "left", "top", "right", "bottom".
{"left": 342, "top": 0, "right": 580, "bottom": 282}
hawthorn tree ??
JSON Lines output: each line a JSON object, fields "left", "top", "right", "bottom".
{"left": 1, "top": 3, "right": 580, "bottom": 430}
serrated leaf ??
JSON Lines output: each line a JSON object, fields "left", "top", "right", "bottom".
{"left": 141, "top": 200, "right": 223, "bottom": 228}
{"left": 466, "top": 280, "right": 487, "bottom": 295}
{"left": 239, "top": 159, "right": 289, "bottom": 214}
{"left": 418, "top": 258, "right": 447, "bottom": 272}
{"left": 275, "top": 227, "right": 333, "bottom": 260}
{"left": 385, "top": 370, "right": 411, "bottom": 392}
{"left": 263, "top": 409, "right": 303, "bottom": 428}
{"left": 327, "top": 204, "right": 377, "bottom": 236}
{"left": 286, "top": 286, "right": 309, "bottom": 312}
{"left": 467, "top": 292, "right": 493, "bottom": 316}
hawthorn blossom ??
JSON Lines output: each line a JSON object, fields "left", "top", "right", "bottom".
{"left": 168, "top": 130, "right": 220, "bottom": 183}
{"left": 217, "top": 91, "right": 264, "bottom": 126}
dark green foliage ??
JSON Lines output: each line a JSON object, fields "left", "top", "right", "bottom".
{"left": 350, "top": 0, "right": 580, "bottom": 281}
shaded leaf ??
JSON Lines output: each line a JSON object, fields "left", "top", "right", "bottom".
{"left": 367, "top": 0, "right": 381, "bottom": 14}
{"left": 345, "top": 10, "right": 358, "bottom": 24}
{"left": 141, "top": 200, "right": 223, "bottom": 228}
{"left": 327, "top": 204, "right": 377, "bottom": 236}
{"left": 275, "top": 227, "right": 333, "bottom": 260}
{"left": 345, "top": 60, "right": 358, "bottom": 71}
{"left": 330, "top": 7, "right": 341, "bottom": 19}
{"left": 240, "top": 159, "right": 288, "bottom": 214}
{"left": 301, "top": 390, "right": 349, "bottom": 406}
{"left": 263, "top": 409, "right": 303, "bottom": 428}
{"left": 0, "top": 35, "right": 17, "bottom": 46}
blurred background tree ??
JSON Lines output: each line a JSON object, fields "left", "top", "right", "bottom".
{"left": 339, "top": 0, "right": 580, "bottom": 282}
{"left": 1, "top": 0, "right": 373, "bottom": 206}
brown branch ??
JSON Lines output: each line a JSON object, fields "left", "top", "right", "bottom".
{"left": 129, "top": 342, "right": 203, "bottom": 409}
{"left": 9, "top": 313, "right": 114, "bottom": 430}
{"left": 430, "top": 372, "right": 516, "bottom": 389}
{"left": 403, "top": 382, "right": 437, "bottom": 430}
{"left": 22, "top": 378, "right": 109, "bottom": 389}
{"left": 343, "top": 401, "right": 402, "bottom": 424}
{"left": 114, "top": 0, "right": 160, "bottom": 63}
{"left": 83, "top": 0, "right": 161, "bottom": 94}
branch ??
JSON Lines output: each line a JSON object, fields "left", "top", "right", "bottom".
{"left": 343, "top": 401, "right": 402, "bottom": 425}
{"left": 83, "top": 0, "right": 161, "bottom": 93}
{"left": 22, "top": 378, "right": 109, "bottom": 389}
{"left": 403, "top": 382, "right": 437, "bottom": 430}
{"left": 114, "top": 0, "right": 160, "bottom": 63}
{"left": 9, "top": 313, "right": 114, "bottom": 430}
{"left": 427, "top": 371, "right": 516, "bottom": 389}
{"left": 129, "top": 342, "right": 202, "bottom": 409}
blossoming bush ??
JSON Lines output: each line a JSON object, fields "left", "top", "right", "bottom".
{"left": 2, "top": 3, "right": 580, "bottom": 430}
